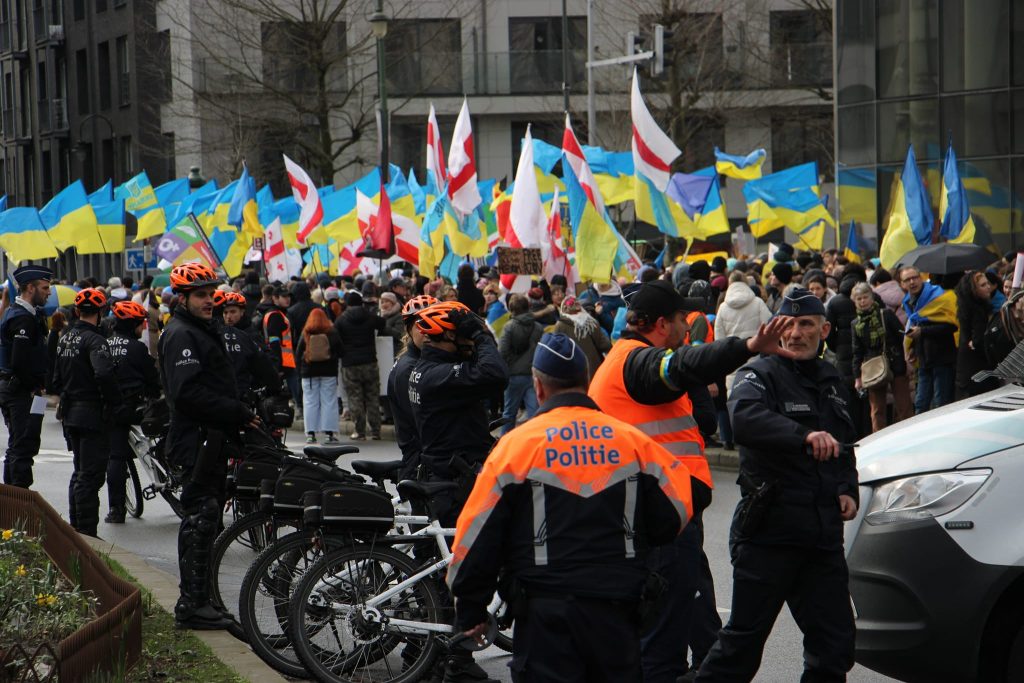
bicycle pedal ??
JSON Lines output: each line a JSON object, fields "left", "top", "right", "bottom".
{"left": 141, "top": 485, "right": 157, "bottom": 501}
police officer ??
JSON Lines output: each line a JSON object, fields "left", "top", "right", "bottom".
{"left": 52, "top": 288, "right": 122, "bottom": 537}
{"left": 221, "top": 291, "right": 282, "bottom": 399}
{"left": 409, "top": 300, "right": 508, "bottom": 683}
{"left": 696, "top": 288, "right": 859, "bottom": 683}
{"left": 159, "top": 263, "right": 260, "bottom": 630}
{"left": 263, "top": 285, "right": 299, "bottom": 408}
{"left": 0, "top": 265, "right": 52, "bottom": 487}
{"left": 387, "top": 294, "right": 436, "bottom": 480}
{"left": 448, "top": 333, "right": 694, "bottom": 683}
{"left": 588, "top": 279, "right": 794, "bottom": 683}
{"left": 104, "top": 300, "right": 161, "bottom": 524}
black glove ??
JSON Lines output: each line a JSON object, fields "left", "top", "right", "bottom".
{"left": 453, "top": 310, "right": 485, "bottom": 339}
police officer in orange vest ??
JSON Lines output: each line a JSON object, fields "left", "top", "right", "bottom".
{"left": 449, "top": 333, "right": 695, "bottom": 683}
{"left": 589, "top": 279, "right": 793, "bottom": 683}
{"left": 263, "top": 285, "right": 299, "bottom": 408}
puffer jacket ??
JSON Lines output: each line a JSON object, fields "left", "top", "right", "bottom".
{"left": 498, "top": 313, "right": 543, "bottom": 376}
{"left": 715, "top": 282, "right": 772, "bottom": 391}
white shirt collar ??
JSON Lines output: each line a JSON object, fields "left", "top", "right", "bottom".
{"left": 13, "top": 296, "right": 37, "bottom": 314}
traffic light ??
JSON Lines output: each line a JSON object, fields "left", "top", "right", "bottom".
{"left": 653, "top": 23, "right": 674, "bottom": 77}
{"left": 626, "top": 30, "right": 645, "bottom": 57}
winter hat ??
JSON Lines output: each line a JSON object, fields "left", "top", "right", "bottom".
{"left": 532, "top": 333, "right": 588, "bottom": 385}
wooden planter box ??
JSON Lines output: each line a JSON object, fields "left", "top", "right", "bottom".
{"left": 0, "top": 484, "right": 143, "bottom": 681}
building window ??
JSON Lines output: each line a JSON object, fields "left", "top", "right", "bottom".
{"left": 2, "top": 73, "right": 12, "bottom": 137}
{"left": 941, "top": 0, "right": 1008, "bottom": 92}
{"left": 508, "top": 16, "right": 585, "bottom": 94}
{"left": 118, "top": 135, "right": 131, "bottom": 179}
{"left": 75, "top": 48, "right": 88, "bottom": 114}
{"left": 116, "top": 35, "right": 129, "bottom": 105}
{"left": 1015, "top": 1, "right": 1024, "bottom": 86}
{"left": 837, "top": 104, "right": 875, "bottom": 167}
{"left": 769, "top": 10, "right": 832, "bottom": 88}
{"left": 677, "top": 115, "right": 724, "bottom": 172}
{"left": 836, "top": 0, "right": 875, "bottom": 104}
{"left": 510, "top": 119, "right": 561, "bottom": 177}
{"left": 98, "top": 40, "right": 110, "bottom": 110}
{"left": 73, "top": 0, "right": 84, "bottom": 22}
{"left": 876, "top": 97, "right": 939, "bottom": 164}
{"left": 771, "top": 109, "right": 834, "bottom": 181}
{"left": 95, "top": 0, "right": 105, "bottom": 12}
{"left": 18, "top": 65, "right": 28, "bottom": 135}
{"left": 261, "top": 21, "right": 344, "bottom": 93}
{"left": 384, "top": 19, "right": 460, "bottom": 96}
{"left": 940, "top": 92, "right": 1011, "bottom": 158}
{"left": 877, "top": 0, "right": 938, "bottom": 99}
{"left": 40, "top": 148, "right": 52, "bottom": 201}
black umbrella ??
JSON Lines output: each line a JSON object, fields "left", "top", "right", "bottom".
{"left": 896, "top": 242, "right": 997, "bottom": 274}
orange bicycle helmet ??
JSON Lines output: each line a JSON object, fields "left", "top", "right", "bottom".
{"left": 74, "top": 287, "right": 107, "bottom": 310}
{"left": 211, "top": 290, "right": 227, "bottom": 308}
{"left": 222, "top": 291, "right": 247, "bottom": 308}
{"left": 111, "top": 300, "right": 148, "bottom": 321}
{"left": 414, "top": 301, "right": 471, "bottom": 337}
{"left": 170, "top": 262, "right": 223, "bottom": 293}
{"left": 402, "top": 294, "right": 439, "bottom": 320}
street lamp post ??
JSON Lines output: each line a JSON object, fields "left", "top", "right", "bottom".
{"left": 71, "top": 113, "right": 117, "bottom": 186}
{"left": 369, "top": 2, "right": 389, "bottom": 184}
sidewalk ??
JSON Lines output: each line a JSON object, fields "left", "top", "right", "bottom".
{"left": 82, "top": 536, "right": 289, "bottom": 683}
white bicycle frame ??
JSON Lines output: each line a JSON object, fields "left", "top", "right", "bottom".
{"left": 126, "top": 425, "right": 175, "bottom": 498}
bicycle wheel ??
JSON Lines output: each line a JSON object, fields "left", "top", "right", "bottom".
{"left": 210, "top": 511, "right": 299, "bottom": 618}
{"left": 124, "top": 459, "right": 144, "bottom": 519}
{"left": 239, "top": 530, "right": 326, "bottom": 677}
{"left": 289, "top": 544, "right": 444, "bottom": 683}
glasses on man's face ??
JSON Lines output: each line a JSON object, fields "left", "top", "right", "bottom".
{"left": 902, "top": 275, "right": 921, "bottom": 284}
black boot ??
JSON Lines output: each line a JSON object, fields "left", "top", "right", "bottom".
{"left": 105, "top": 508, "right": 126, "bottom": 524}
{"left": 442, "top": 651, "right": 499, "bottom": 683}
{"left": 174, "top": 498, "right": 234, "bottom": 630}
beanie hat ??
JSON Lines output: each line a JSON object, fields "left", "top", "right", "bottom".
{"left": 532, "top": 333, "right": 588, "bottom": 385}
{"left": 771, "top": 262, "right": 794, "bottom": 285}
{"left": 688, "top": 259, "right": 711, "bottom": 283}
{"left": 344, "top": 291, "right": 363, "bottom": 307}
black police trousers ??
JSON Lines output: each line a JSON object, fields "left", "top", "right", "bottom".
{"left": 66, "top": 426, "right": 111, "bottom": 537}
{"left": 641, "top": 507, "right": 721, "bottom": 683}
{"left": 695, "top": 542, "right": 855, "bottom": 683}
{"left": 511, "top": 595, "right": 641, "bottom": 683}
{"left": 0, "top": 386, "right": 42, "bottom": 487}
{"left": 106, "top": 426, "right": 133, "bottom": 513}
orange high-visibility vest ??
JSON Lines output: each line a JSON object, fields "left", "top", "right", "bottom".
{"left": 262, "top": 310, "right": 296, "bottom": 369}
{"left": 684, "top": 311, "right": 714, "bottom": 345}
{"left": 589, "top": 338, "right": 712, "bottom": 487}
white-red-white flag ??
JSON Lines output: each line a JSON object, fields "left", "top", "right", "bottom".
{"left": 426, "top": 104, "right": 446, "bottom": 196}
{"left": 263, "top": 217, "right": 295, "bottom": 281}
{"left": 502, "top": 125, "right": 546, "bottom": 293}
{"left": 563, "top": 114, "right": 606, "bottom": 215}
{"left": 630, "top": 69, "right": 681, "bottom": 192}
{"left": 356, "top": 184, "right": 394, "bottom": 256}
{"left": 447, "top": 99, "right": 482, "bottom": 215}
{"left": 283, "top": 154, "right": 324, "bottom": 244}
{"left": 542, "top": 188, "right": 576, "bottom": 290}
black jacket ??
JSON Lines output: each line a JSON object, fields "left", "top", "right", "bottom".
{"left": 107, "top": 327, "right": 160, "bottom": 399}
{"left": 0, "top": 302, "right": 49, "bottom": 391}
{"left": 728, "top": 354, "right": 858, "bottom": 550}
{"left": 221, "top": 322, "right": 283, "bottom": 397}
{"left": 904, "top": 290, "right": 958, "bottom": 369}
{"left": 955, "top": 287, "right": 997, "bottom": 389}
{"left": 334, "top": 304, "right": 386, "bottom": 367}
{"left": 498, "top": 313, "right": 543, "bottom": 376}
{"left": 410, "top": 328, "right": 509, "bottom": 476}
{"left": 825, "top": 282, "right": 858, "bottom": 380}
{"left": 287, "top": 283, "right": 320, "bottom": 339}
{"left": 457, "top": 276, "right": 485, "bottom": 315}
{"left": 52, "top": 320, "right": 121, "bottom": 428}
{"left": 294, "top": 328, "right": 342, "bottom": 378}
{"left": 261, "top": 306, "right": 292, "bottom": 370}
{"left": 159, "top": 308, "right": 252, "bottom": 467}
{"left": 388, "top": 345, "right": 421, "bottom": 479}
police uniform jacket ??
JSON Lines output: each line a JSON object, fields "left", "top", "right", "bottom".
{"left": 0, "top": 300, "right": 49, "bottom": 391}
{"left": 387, "top": 344, "right": 421, "bottom": 478}
{"left": 410, "top": 328, "right": 509, "bottom": 476}
{"left": 107, "top": 329, "right": 160, "bottom": 399}
{"left": 159, "top": 308, "right": 252, "bottom": 466}
{"left": 447, "top": 392, "right": 693, "bottom": 631}
{"left": 221, "top": 322, "right": 283, "bottom": 398}
{"left": 52, "top": 320, "right": 121, "bottom": 428}
{"left": 728, "top": 354, "right": 858, "bottom": 550}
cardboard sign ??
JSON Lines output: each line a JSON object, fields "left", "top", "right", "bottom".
{"left": 497, "top": 247, "right": 543, "bottom": 275}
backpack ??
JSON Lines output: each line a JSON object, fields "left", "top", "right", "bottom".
{"left": 305, "top": 333, "right": 331, "bottom": 363}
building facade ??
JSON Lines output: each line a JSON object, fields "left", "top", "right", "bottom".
{"left": 836, "top": 0, "right": 1024, "bottom": 253}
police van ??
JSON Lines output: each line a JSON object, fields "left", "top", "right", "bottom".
{"left": 845, "top": 381, "right": 1024, "bottom": 683}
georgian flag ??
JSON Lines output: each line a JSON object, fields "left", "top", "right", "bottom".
{"left": 446, "top": 98, "right": 482, "bottom": 215}
{"left": 283, "top": 154, "right": 324, "bottom": 244}
{"left": 263, "top": 217, "right": 292, "bottom": 280}
{"left": 630, "top": 69, "right": 681, "bottom": 192}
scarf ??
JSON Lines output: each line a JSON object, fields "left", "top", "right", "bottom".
{"left": 854, "top": 303, "right": 887, "bottom": 352}
{"left": 562, "top": 310, "right": 598, "bottom": 337}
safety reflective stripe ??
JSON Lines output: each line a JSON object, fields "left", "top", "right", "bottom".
{"left": 263, "top": 310, "right": 295, "bottom": 369}
{"left": 636, "top": 415, "right": 698, "bottom": 437}
{"left": 531, "top": 481, "right": 548, "bottom": 566}
{"left": 661, "top": 441, "right": 704, "bottom": 456}
{"left": 623, "top": 475, "right": 638, "bottom": 560}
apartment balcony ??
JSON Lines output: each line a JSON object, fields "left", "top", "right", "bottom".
{"left": 771, "top": 42, "right": 832, "bottom": 88}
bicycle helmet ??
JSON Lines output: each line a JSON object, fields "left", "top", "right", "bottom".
{"left": 111, "top": 300, "right": 148, "bottom": 321}
{"left": 414, "top": 301, "right": 471, "bottom": 337}
{"left": 211, "top": 289, "right": 227, "bottom": 308}
{"left": 222, "top": 291, "right": 247, "bottom": 308}
{"left": 170, "top": 262, "right": 223, "bottom": 293}
{"left": 74, "top": 287, "right": 107, "bottom": 310}
{"left": 402, "top": 294, "right": 439, "bottom": 321}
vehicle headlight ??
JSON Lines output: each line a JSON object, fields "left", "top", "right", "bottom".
{"left": 864, "top": 470, "right": 990, "bottom": 525}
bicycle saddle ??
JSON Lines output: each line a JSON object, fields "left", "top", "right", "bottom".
{"left": 303, "top": 445, "right": 359, "bottom": 463}
{"left": 397, "top": 479, "right": 459, "bottom": 501}
{"left": 351, "top": 459, "right": 404, "bottom": 480}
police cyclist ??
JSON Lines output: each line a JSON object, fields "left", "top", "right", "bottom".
{"left": 104, "top": 300, "right": 161, "bottom": 524}
{"left": 220, "top": 291, "right": 282, "bottom": 400}
{"left": 696, "top": 288, "right": 859, "bottom": 682}
{"left": 449, "top": 333, "right": 695, "bottom": 683}
{"left": 387, "top": 294, "right": 437, "bottom": 480}
{"left": 52, "top": 288, "right": 122, "bottom": 537}
{"left": 0, "top": 265, "right": 52, "bottom": 487}
{"left": 159, "top": 263, "right": 260, "bottom": 630}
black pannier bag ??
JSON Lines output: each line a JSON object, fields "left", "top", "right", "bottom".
{"left": 234, "top": 459, "right": 282, "bottom": 502}
{"left": 317, "top": 484, "right": 394, "bottom": 535}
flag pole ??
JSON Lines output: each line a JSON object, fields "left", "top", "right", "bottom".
{"left": 187, "top": 212, "right": 224, "bottom": 272}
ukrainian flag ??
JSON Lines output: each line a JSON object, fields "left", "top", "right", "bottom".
{"left": 843, "top": 221, "right": 862, "bottom": 264}
{"left": 165, "top": 179, "right": 218, "bottom": 229}
{"left": 90, "top": 199, "right": 126, "bottom": 253}
{"left": 40, "top": 180, "right": 105, "bottom": 253}
{"left": 939, "top": 143, "right": 976, "bottom": 245}
{"left": 117, "top": 171, "right": 166, "bottom": 241}
{"left": 743, "top": 162, "right": 832, "bottom": 237}
{"left": 563, "top": 161, "right": 619, "bottom": 283}
{"left": 321, "top": 168, "right": 382, "bottom": 245}
{"left": 837, "top": 168, "right": 876, "bottom": 226}
{"left": 879, "top": 146, "right": 934, "bottom": 268}
{"left": 486, "top": 299, "right": 510, "bottom": 337}
{"left": 714, "top": 147, "right": 766, "bottom": 180}
{"left": 137, "top": 178, "right": 191, "bottom": 240}
{"left": 419, "top": 192, "right": 459, "bottom": 279}
{"left": 407, "top": 169, "right": 427, "bottom": 216}
{"left": 229, "top": 164, "right": 261, "bottom": 238}
{"left": 89, "top": 180, "right": 113, "bottom": 204}
{"left": 903, "top": 281, "right": 959, "bottom": 347}
{"left": 0, "top": 207, "right": 58, "bottom": 262}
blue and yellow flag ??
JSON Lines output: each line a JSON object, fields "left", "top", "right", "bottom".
{"left": 419, "top": 191, "right": 459, "bottom": 279}
{"left": 903, "top": 281, "right": 959, "bottom": 346}
{"left": 837, "top": 168, "right": 876, "bottom": 226}
{"left": 939, "top": 142, "right": 976, "bottom": 245}
{"left": 117, "top": 171, "right": 166, "bottom": 240}
{"left": 89, "top": 198, "right": 126, "bottom": 253}
{"left": 880, "top": 146, "right": 934, "bottom": 268}
{"left": 40, "top": 180, "right": 105, "bottom": 253}
{"left": 229, "top": 164, "right": 261, "bottom": 237}
{"left": 743, "top": 163, "right": 834, "bottom": 237}
{"left": 714, "top": 147, "right": 766, "bottom": 180}
{"left": 0, "top": 207, "right": 58, "bottom": 262}
{"left": 485, "top": 299, "right": 510, "bottom": 337}
{"left": 843, "top": 220, "right": 862, "bottom": 264}
{"left": 89, "top": 180, "right": 113, "bottom": 204}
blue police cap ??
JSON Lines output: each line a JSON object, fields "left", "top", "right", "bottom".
{"left": 533, "top": 333, "right": 588, "bottom": 384}
{"left": 12, "top": 265, "right": 52, "bottom": 285}
{"left": 777, "top": 287, "right": 826, "bottom": 317}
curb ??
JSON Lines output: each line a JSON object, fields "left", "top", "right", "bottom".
{"left": 82, "top": 536, "right": 288, "bottom": 683}
{"left": 706, "top": 447, "right": 740, "bottom": 470}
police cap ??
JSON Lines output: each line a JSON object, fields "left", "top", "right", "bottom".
{"left": 628, "top": 280, "right": 687, "bottom": 320}
{"left": 533, "top": 333, "right": 588, "bottom": 385}
{"left": 12, "top": 265, "right": 53, "bottom": 286}
{"left": 777, "top": 287, "right": 826, "bottom": 317}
